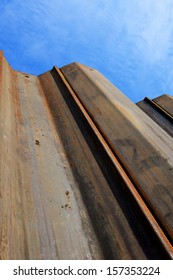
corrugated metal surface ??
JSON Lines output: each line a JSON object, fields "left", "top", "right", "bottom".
{"left": 0, "top": 51, "right": 173, "bottom": 259}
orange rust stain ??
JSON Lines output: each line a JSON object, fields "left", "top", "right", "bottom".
{"left": 12, "top": 71, "right": 23, "bottom": 121}
{"left": 0, "top": 52, "right": 3, "bottom": 97}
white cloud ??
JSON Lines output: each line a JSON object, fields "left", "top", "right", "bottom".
{"left": 1, "top": 0, "right": 173, "bottom": 101}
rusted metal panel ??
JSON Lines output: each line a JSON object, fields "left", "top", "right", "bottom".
{"left": 0, "top": 54, "right": 102, "bottom": 260}
{"left": 54, "top": 67, "right": 173, "bottom": 257}
{"left": 61, "top": 63, "right": 173, "bottom": 245}
{"left": 39, "top": 69, "right": 160, "bottom": 260}
{"left": 0, "top": 52, "right": 173, "bottom": 259}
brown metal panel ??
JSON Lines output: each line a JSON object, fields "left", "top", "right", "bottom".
{"left": 61, "top": 63, "right": 173, "bottom": 244}
{"left": 54, "top": 67, "right": 173, "bottom": 258}
{"left": 39, "top": 70, "right": 151, "bottom": 260}
{"left": 153, "top": 94, "right": 173, "bottom": 116}
{"left": 0, "top": 55, "right": 103, "bottom": 259}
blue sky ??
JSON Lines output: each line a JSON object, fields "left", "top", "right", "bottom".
{"left": 0, "top": 0, "right": 173, "bottom": 102}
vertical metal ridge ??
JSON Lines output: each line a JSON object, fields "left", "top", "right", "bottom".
{"left": 60, "top": 63, "right": 173, "bottom": 247}
{"left": 55, "top": 66, "right": 173, "bottom": 259}
{"left": 39, "top": 69, "right": 149, "bottom": 259}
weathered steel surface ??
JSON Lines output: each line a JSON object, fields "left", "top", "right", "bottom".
{"left": 55, "top": 67, "right": 173, "bottom": 257}
{"left": 61, "top": 63, "right": 173, "bottom": 244}
{"left": 0, "top": 53, "right": 102, "bottom": 259}
{"left": 0, "top": 51, "right": 173, "bottom": 259}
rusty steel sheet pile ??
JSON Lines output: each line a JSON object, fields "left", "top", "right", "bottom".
{"left": 0, "top": 51, "right": 173, "bottom": 259}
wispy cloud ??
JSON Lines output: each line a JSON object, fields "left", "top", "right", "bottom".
{"left": 0, "top": 0, "right": 173, "bottom": 101}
